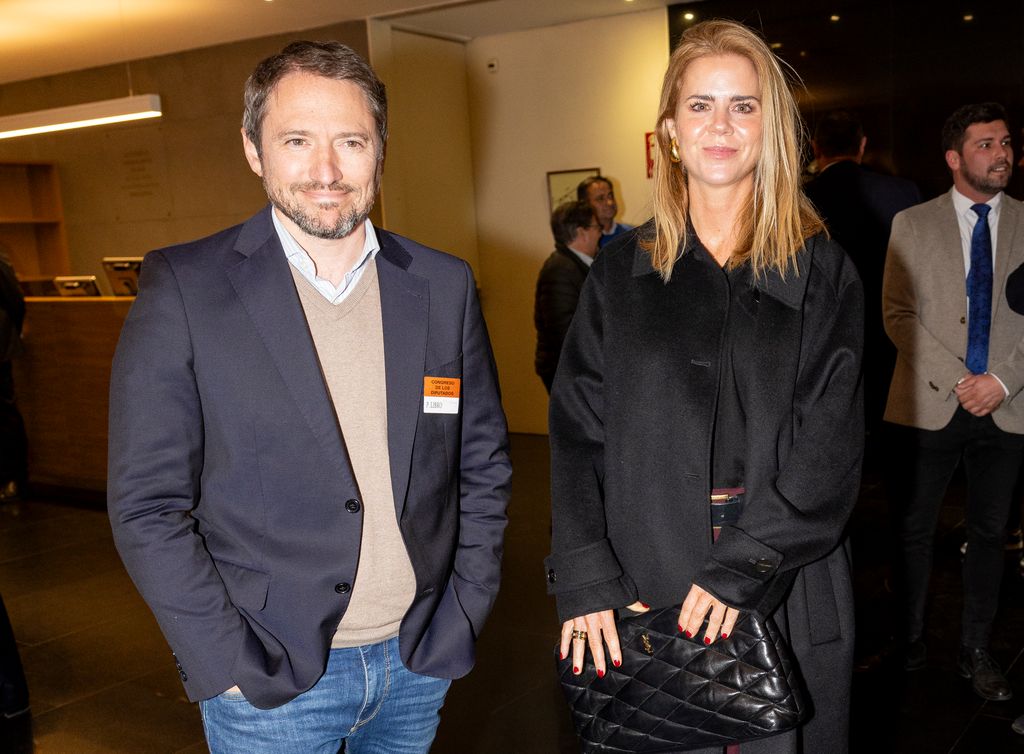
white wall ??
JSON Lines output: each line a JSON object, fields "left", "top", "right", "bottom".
{"left": 466, "top": 10, "right": 669, "bottom": 433}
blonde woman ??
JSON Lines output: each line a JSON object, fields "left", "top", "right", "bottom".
{"left": 546, "top": 20, "right": 863, "bottom": 753}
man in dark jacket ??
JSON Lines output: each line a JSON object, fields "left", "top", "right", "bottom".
{"left": 534, "top": 200, "right": 602, "bottom": 391}
{"left": 805, "top": 111, "right": 921, "bottom": 437}
{"left": 0, "top": 250, "right": 26, "bottom": 501}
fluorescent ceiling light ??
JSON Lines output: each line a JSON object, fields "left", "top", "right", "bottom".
{"left": 0, "top": 94, "right": 162, "bottom": 141}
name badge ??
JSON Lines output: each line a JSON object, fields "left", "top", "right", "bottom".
{"left": 424, "top": 377, "right": 460, "bottom": 414}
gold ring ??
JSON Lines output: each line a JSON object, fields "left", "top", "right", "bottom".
{"left": 572, "top": 629, "right": 589, "bottom": 641}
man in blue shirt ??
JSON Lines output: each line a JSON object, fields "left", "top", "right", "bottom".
{"left": 577, "top": 176, "right": 633, "bottom": 248}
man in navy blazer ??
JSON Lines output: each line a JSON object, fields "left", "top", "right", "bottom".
{"left": 108, "top": 41, "right": 511, "bottom": 752}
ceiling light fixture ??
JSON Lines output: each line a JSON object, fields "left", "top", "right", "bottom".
{"left": 963, "top": 13, "right": 974, "bottom": 21}
{"left": 830, "top": 14, "right": 841, "bottom": 22}
{"left": 0, "top": 94, "right": 162, "bottom": 141}
{"left": 684, "top": 12, "right": 696, "bottom": 21}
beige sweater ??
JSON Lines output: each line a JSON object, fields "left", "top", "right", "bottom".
{"left": 290, "top": 260, "right": 417, "bottom": 648}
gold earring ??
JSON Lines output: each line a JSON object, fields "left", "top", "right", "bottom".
{"left": 670, "top": 138, "right": 681, "bottom": 163}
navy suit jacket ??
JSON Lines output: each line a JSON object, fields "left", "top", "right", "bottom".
{"left": 108, "top": 206, "right": 511, "bottom": 709}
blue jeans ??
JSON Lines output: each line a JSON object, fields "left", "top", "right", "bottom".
{"left": 199, "top": 637, "right": 450, "bottom": 754}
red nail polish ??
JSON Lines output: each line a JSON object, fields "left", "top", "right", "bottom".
{"left": 613, "top": 659, "right": 621, "bottom": 667}
{"left": 684, "top": 629, "right": 693, "bottom": 638}
{"left": 721, "top": 633, "right": 729, "bottom": 640}
{"left": 640, "top": 602, "right": 650, "bottom": 609}
{"left": 597, "top": 669, "right": 605, "bottom": 678}
{"left": 560, "top": 651, "right": 566, "bottom": 660}
{"left": 704, "top": 637, "right": 711, "bottom": 645}
{"left": 573, "top": 666, "right": 579, "bottom": 674}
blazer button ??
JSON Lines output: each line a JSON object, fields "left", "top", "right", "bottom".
{"left": 547, "top": 569, "right": 557, "bottom": 584}
{"left": 960, "top": 316, "right": 966, "bottom": 324}
{"left": 180, "top": 671, "right": 188, "bottom": 682}
{"left": 344, "top": 498, "right": 361, "bottom": 513}
{"left": 753, "top": 559, "right": 775, "bottom": 574}
{"left": 335, "top": 582, "right": 351, "bottom": 594}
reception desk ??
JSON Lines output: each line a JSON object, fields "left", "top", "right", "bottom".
{"left": 13, "top": 297, "right": 133, "bottom": 492}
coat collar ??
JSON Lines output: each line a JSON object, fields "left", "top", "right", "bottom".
{"left": 630, "top": 222, "right": 811, "bottom": 311}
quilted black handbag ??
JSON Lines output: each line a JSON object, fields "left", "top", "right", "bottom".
{"left": 555, "top": 606, "right": 807, "bottom": 752}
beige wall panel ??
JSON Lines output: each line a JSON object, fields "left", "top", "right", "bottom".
{"left": 466, "top": 10, "right": 669, "bottom": 433}
{"left": 376, "top": 29, "right": 480, "bottom": 273}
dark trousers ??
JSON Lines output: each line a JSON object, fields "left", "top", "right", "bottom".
{"left": 888, "top": 408, "right": 1024, "bottom": 648}
{"left": 0, "top": 362, "right": 27, "bottom": 485}
{"left": 0, "top": 593, "right": 28, "bottom": 711}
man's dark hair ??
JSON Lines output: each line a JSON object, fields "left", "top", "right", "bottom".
{"left": 551, "top": 201, "right": 595, "bottom": 247}
{"left": 942, "top": 102, "right": 1009, "bottom": 153}
{"left": 576, "top": 176, "right": 612, "bottom": 202}
{"left": 243, "top": 41, "right": 387, "bottom": 159}
{"left": 814, "top": 110, "right": 864, "bottom": 158}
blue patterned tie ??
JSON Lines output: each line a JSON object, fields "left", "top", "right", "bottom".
{"left": 966, "top": 203, "right": 993, "bottom": 374}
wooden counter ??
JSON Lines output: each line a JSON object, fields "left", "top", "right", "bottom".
{"left": 13, "top": 297, "right": 133, "bottom": 492}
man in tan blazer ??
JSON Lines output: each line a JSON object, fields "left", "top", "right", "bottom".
{"left": 883, "top": 102, "right": 1022, "bottom": 701}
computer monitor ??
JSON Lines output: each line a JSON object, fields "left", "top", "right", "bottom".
{"left": 53, "top": 275, "right": 102, "bottom": 297}
{"left": 101, "top": 257, "right": 143, "bottom": 296}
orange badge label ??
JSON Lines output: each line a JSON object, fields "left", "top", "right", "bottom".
{"left": 423, "top": 377, "right": 460, "bottom": 414}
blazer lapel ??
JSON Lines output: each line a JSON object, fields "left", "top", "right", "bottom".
{"left": 375, "top": 230, "right": 429, "bottom": 518}
{"left": 225, "top": 207, "right": 355, "bottom": 488}
{"left": 995, "top": 197, "right": 1022, "bottom": 301}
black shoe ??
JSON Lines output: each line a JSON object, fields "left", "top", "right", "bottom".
{"left": 958, "top": 646, "right": 1013, "bottom": 701}
{"left": 903, "top": 638, "right": 927, "bottom": 671}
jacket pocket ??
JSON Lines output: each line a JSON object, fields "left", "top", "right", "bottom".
{"left": 213, "top": 559, "right": 271, "bottom": 613}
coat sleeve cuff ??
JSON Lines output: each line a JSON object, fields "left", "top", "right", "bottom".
{"left": 694, "top": 526, "right": 785, "bottom": 613}
{"left": 544, "top": 539, "right": 637, "bottom": 622}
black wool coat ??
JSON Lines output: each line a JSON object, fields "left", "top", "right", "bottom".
{"left": 545, "top": 229, "right": 864, "bottom": 753}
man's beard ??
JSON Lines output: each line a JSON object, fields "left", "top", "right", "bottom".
{"left": 266, "top": 179, "right": 375, "bottom": 240}
{"left": 963, "top": 161, "right": 1011, "bottom": 197}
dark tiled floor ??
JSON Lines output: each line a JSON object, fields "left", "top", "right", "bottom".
{"left": 1, "top": 433, "right": 1023, "bottom": 753}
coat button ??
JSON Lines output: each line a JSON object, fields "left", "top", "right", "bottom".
{"left": 180, "top": 671, "right": 188, "bottom": 681}
{"left": 344, "top": 499, "right": 361, "bottom": 513}
{"left": 753, "top": 559, "right": 775, "bottom": 574}
{"left": 335, "top": 582, "right": 351, "bottom": 594}
{"left": 960, "top": 316, "right": 966, "bottom": 324}
{"left": 547, "top": 569, "right": 557, "bottom": 584}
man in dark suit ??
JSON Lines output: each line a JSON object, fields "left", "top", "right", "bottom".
{"left": 883, "top": 102, "right": 1022, "bottom": 701}
{"left": 0, "top": 250, "right": 26, "bottom": 501}
{"left": 108, "top": 41, "right": 511, "bottom": 753}
{"left": 806, "top": 111, "right": 921, "bottom": 436}
{"left": 534, "top": 200, "right": 602, "bottom": 391}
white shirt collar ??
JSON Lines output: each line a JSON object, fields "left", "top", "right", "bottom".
{"left": 272, "top": 210, "right": 380, "bottom": 304}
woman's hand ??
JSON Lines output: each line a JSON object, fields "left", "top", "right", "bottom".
{"left": 559, "top": 602, "right": 648, "bottom": 676}
{"left": 678, "top": 584, "right": 740, "bottom": 645}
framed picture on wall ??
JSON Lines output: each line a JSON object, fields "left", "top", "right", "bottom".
{"left": 547, "top": 168, "right": 599, "bottom": 213}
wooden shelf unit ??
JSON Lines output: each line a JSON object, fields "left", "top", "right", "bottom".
{"left": 0, "top": 162, "right": 70, "bottom": 276}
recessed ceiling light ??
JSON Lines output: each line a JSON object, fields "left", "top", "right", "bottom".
{"left": 799, "top": 50, "right": 808, "bottom": 58}
{"left": 830, "top": 14, "right": 841, "bottom": 22}
{"left": 770, "top": 42, "right": 783, "bottom": 49}
{"left": 963, "top": 13, "right": 974, "bottom": 21}
{"left": 683, "top": 12, "right": 695, "bottom": 21}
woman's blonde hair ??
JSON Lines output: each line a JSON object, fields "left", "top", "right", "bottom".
{"left": 644, "top": 19, "right": 823, "bottom": 280}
